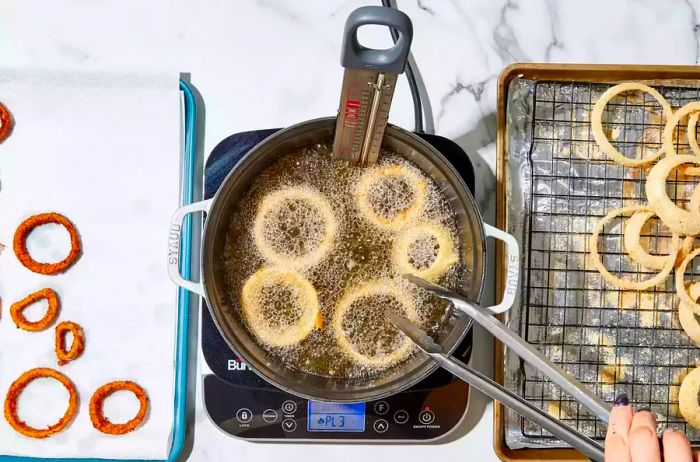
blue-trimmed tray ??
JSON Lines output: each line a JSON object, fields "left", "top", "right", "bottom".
{"left": 0, "top": 79, "right": 196, "bottom": 462}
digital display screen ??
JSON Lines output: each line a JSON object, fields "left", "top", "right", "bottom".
{"left": 307, "top": 402, "right": 365, "bottom": 432}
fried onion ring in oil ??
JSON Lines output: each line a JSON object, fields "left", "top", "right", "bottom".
{"left": 241, "top": 267, "right": 321, "bottom": 347}
{"left": 591, "top": 83, "right": 672, "bottom": 166}
{"left": 4, "top": 367, "right": 78, "bottom": 438}
{"left": 333, "top": 280, "right": 417, "bottom": 367}
{"left": 392, "top": 222, "right": 458, "bottom": 281}
{"left": 55, "top": 321, "right": 85, "bottom": 366}
{"left": 590, "top": 205, "right": 679, "bottom": 290}
{"left": 10, "top": 288, "right": 60, "bottom": 332}
{"left": 89, "top": 381, "right": 148, "bottom": 435}
{"left": 253, "top": 186, "right": 337, "bottom": 269}
{"left": 0, "top": 101, "right": 13, "bottom": 143}
{"left": 13, "top": 212, "right": 81, "bottom": 275}
{"left": 355, "top": 164, "right": 428, "bottom": 230}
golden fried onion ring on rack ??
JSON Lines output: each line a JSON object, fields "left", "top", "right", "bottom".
{"left": 679, "top": 282, "right": 700, "bottom": 345}
{"left": 592, "top": 82, "right": 672, "bottom": 166}
{"left": 689, "top": 112, "right": 700, "bottom": 157}
{"left": 355, "top": 164, "right": 428, "bottom": 230}
{"left": 679, "top": 366, "right": 700, "bottom": 430}
{"left": 624, "top": 211, "right": 694, "bottom": 270}
{"left": 333, "top": 280, "right": 417, "bottom": 367}
{"left": 392, "top": 222, "right": 458, "bottom": 281}
{"left": 4, "top": 367, "right": 78, "bottom": 438}
{"left": 89, "top": 381, "right": 148, "bottom": 435}
{"left": 590, "top": 205, "right": 680, "bottom": 290}
{"left": 646, "top": 155, "right": 700, "bottom": 235}
{"left": 252, "top": 186, "right": 337, "bottom": 269}
{"left": 663, "top": 102, "right": 700, "bottom": 157}
{"left": 241, "top": 267, "right": 321, "bottom": 347}
{"left": 676, "top": 248, "right": 700, "bottom": 316}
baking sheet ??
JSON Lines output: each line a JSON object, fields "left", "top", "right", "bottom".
{"left": 502, "top": 77, "right": 700, "bottom": 448}
{"left": 0, "top": 69, "right": 180, "bottom": 459}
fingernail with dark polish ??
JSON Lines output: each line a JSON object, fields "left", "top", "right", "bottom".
{"left": 614, "top": 393, "right": 629, "bottom": 407}
{"left": 637, "top": 407, "right": 651, "bottom": 412}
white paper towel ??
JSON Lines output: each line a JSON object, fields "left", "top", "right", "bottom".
{"left": 0, "top": 69, "right": 180, "bottom": 459}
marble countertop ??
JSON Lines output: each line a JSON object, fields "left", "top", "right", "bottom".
{"left": 3, "top": 0, "right": 700, "bottom": 460}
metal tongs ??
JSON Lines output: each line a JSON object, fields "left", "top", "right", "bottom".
{"left": 387, "top": 275, "right": 611, "bottom": 462}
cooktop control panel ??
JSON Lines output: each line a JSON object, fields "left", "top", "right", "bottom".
{"left": 203, "top": 369, "right": 469, "bottom": 440}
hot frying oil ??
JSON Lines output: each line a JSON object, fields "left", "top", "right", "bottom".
{"left": 223, "top": 143, "right": 466, "bottom": 379}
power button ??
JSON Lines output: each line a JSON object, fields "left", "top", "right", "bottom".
{"left": 418, "top": 409, "right": 435, "bottom": 424}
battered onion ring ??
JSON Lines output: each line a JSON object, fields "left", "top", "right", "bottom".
{"left": 355, "top": 164, "right": 428, "bottom": 230}
{"left": 678, "top": 282, "right": 700, "bottom": 345}
{"left": 0, "top": 101, "right": 13, "bottom": 143}
{"left": 10, "top": 288, "right": 60, "bottom": 332}
{"left": 55, "top": 321, "right": 85, "bottom": 366}
{"left": 590, "top": 205, "right": 680, "bottom": 290}
{"left": 591, "top": 83, "right": 672, "bottom": 166}
{"left": 333, "top": 280, "right": 417, "bottom": 367}
{"left": 392, "top": 222, "right": 458, "bottom": 281}
{"left": 679, "top": 367, "right": 700, "bottom": 430}
{"left": 13, "top": 212, "right": 81, "bottom": 275}
{"left": 663, "top": 102, "right": 700, "bottom": 157}
{"left": 646, "top": 155, "right": 700, "bottom": 235}
{"left": 241, "top": 267, "right": 320, "bottom": 347}
{"left": 4, "top": 367, "right": 78, "bottom": 438}
{"left": 689, "top": 112, "right": 700, "bottom": 157}
{"left": 623, "top": 210, "right": 694, "bottom": 269}
{"left": 252, "top": 186, "right": 337, "bottom": 269}
{"left": 89, "top": 381, "right": 148, "bottom": 435}
{"left": 676, "top": 248, "right": 700, "bottom": 316}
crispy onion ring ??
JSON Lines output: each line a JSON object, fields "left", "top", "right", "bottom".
{"left": 253, "top": 186, "right": 337, "bottom": 269}
{"left": 4, "top": 367, "right": 78, "bottom": 438}
{"left": 355, "top": 164, "right": 428, "bottom": 230}
{"left": 676, "top": 247, "right": 700, "bottom": 316}
{"left": 646, "top": 155, "right": 700, "bottom": 235}
{"left": 10, "top": 288, "right": 60, "bottom": 332}
{"left": 663, "top": 102, "right": 700, "bottom": 157}
{"left": 13, "top": 212, "right": 81, "bottom": 275}
{"left": 55, "top": 321, "right": 85, "bottom": 366}
{"left": 679, "top": 283, "right": 700, "bottom": 345}
{"left": 689, "top": 112, "right": 700, "bottom": 157}
{"left": 591, "top": 82, "right": 672, "bottom": 166}
{"left": 590, "top": 205, "right": 679, "bottom": 290}
{"left": 679, "top": 367, "right": 700, "bottom": 430}
{"left": 241, "top": 267, "right": 320, "bottom": 347}
{"left": 392, "top": 222, "right": 458, "bottom": 281}
{"left": 332, "top": 280, "right": 417, "bottom": 367}
{"left": 89, "top": 381, "right": 148, "bottom": 435}
{"left": 0, "top": 101, "right": 13, "bottom": 143}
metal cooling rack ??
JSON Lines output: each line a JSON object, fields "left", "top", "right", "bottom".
{"left": 518, "top": 80, "right": 700, "bottom": 443}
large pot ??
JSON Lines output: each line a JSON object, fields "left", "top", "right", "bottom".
{"left": 168, "top": 117, "right": 519, "bottom": 402}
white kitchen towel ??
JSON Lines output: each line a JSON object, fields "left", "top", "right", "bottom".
{"left": 0, "top": 69, "right": 180, "bottom": 459}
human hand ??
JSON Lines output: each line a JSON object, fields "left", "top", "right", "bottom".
{"left": 605, "top": 393, "right": 692, "bottom": 462}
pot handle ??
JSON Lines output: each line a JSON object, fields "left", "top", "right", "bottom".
{"left": 483, "top": 223, "right": 520, "bottom": 314}
{"left": 168, "top": 199, "right": 212, "bottom": 297}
